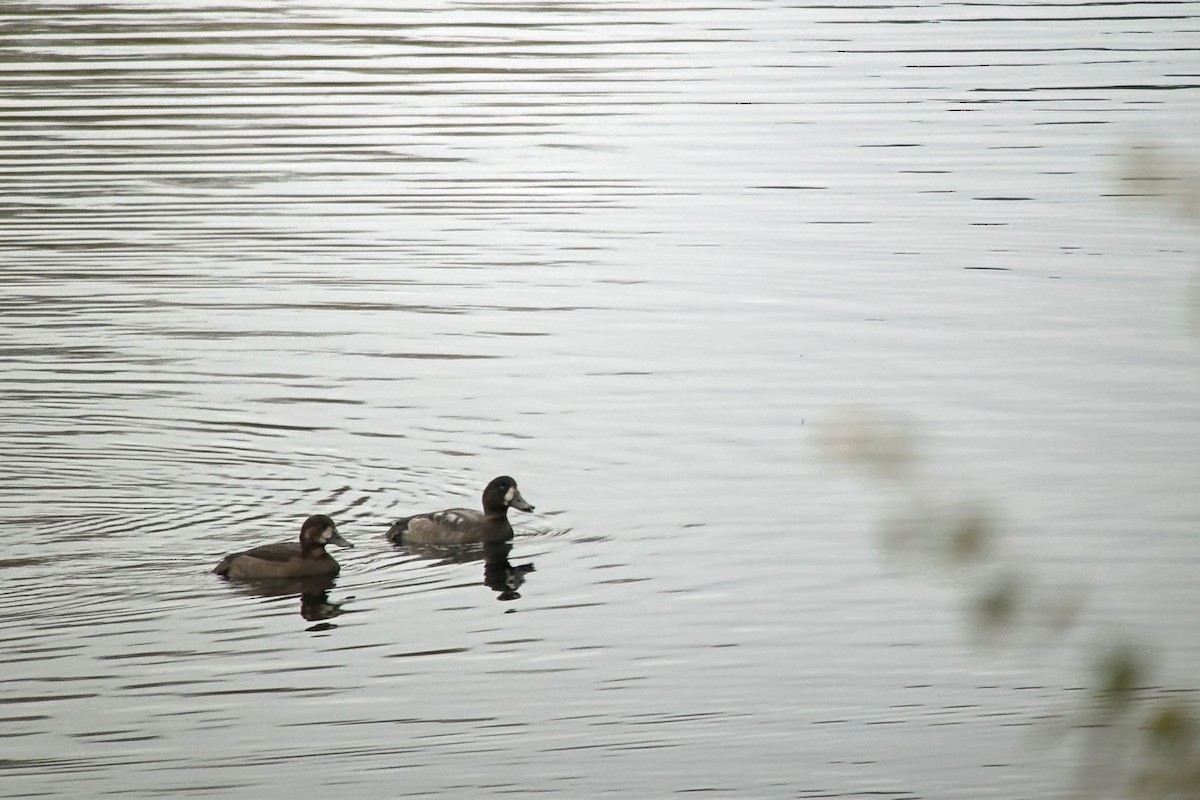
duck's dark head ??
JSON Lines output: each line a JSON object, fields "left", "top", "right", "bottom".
{"left": 299, "top": 514, "right": 353, "bottom": 553}
{"left": 483, "top": 475, "right": 535, "bottom": 515}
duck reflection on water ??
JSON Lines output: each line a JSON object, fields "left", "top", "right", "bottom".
{"left": 397, "top": 538, "right": 535, "bottom": 602}
{"left": 482, "top": 539, "right": 535, "bottom": 601}
{"left": 218, "top": 572, "right": 352, "bottom": 627}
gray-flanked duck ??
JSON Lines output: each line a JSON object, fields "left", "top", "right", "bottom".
{"left": 385, "top": 475, "right": 534, "bottom": 547}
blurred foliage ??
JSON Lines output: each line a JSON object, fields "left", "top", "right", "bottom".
{"left": 1121, "top": 146, "right": 1200, "bottom": 224}
{"left": 828, "top": 148, "right": 1200, "bottom": 796}
{"left": 1120, "top": 144, "right": 1200, "bottom": 333}
{"left": 825, "top": 410, "right": 1200, "bottom": 800}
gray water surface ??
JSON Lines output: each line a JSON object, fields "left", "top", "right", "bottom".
{"left": 2, "top": 2, "right": 1199, "bottom": 798}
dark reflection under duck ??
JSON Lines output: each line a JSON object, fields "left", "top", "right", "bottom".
{"left": 483, "top": 539, "right": 535, "bottom": 601}
{"left": 220, "top": 573, "right": 352, "bottom": 626}
{"left": 397, "top": 538, "right": 535, "bottom": 602}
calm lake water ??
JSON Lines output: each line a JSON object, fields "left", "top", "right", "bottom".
{"left": 2, "top": 2, "right": 1199, "bottom": 797}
